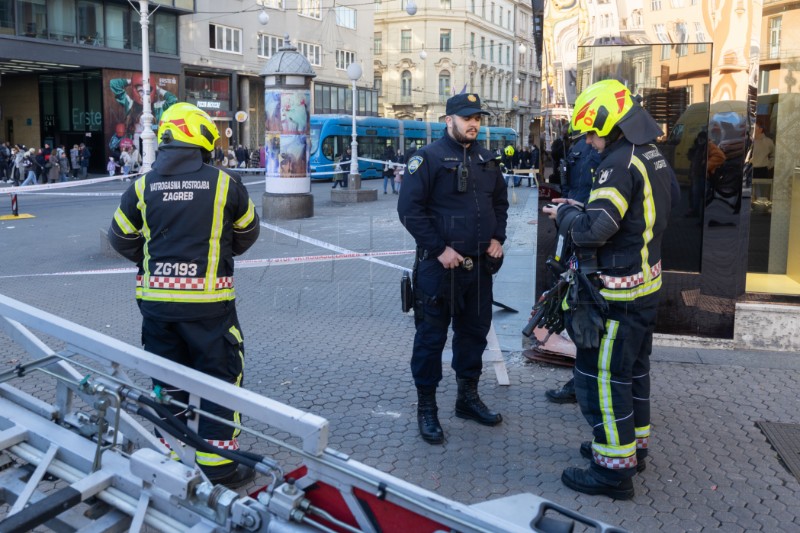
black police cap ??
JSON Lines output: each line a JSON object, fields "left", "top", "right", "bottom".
{"left": 446, "top": 93, "right": 490, "bottom": 117}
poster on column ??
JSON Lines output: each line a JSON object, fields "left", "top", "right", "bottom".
{"left": 280, "top": 91, "right": 309, "bottom": 133}
{"left": 103, "top": 70, "right": 179, "bottom": 159}
{"left": 278, "top": 135, "right": 307, "bottom": 178}
{"left": 265, "top": 91, "right": 281, "bottom": 133}
{"left": 265, "top": 133, "right": 280, "bottom": 176}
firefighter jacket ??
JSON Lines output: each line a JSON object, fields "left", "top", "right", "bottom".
{"left": 556, "top": 138, "right": 675, "bottom": 301}
{"left": 108, "top": 147, "right": 260, "bottom": 320}
{"left": 397, "top": 131, "right": 508, "bottom": 259}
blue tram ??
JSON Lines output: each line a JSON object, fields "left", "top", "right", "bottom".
{"left": 309, "top": 115, "right": 517, "bottom": 180}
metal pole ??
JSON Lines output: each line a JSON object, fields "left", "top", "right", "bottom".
{"left": 139, "top": 0, "right": 156, "bottom": 173}
{"left": 349, "top": 78, "right": 358, "bottom": 187}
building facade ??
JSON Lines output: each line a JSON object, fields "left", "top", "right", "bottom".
{"left": 179, "top": 0, "right": 378, "bottom": 154}
{"left": 373, "top": 0, "right": 538, "bottom": 144}
{"left": 0, "top": 0, "right": 186, "bottom": 171}
{"left": 541, "top": 0, "right": 800, "bottom": 349}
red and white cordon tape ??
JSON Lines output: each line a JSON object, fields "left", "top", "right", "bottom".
{"left": 0, "top": 250, "right": 414, "bottom": 280}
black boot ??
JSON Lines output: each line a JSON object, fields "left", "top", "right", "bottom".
{"left": 417, "top": 385, "right": 444, "bottom": 444}
{"left": 561, "top": 467, "right": 634, "bottom": 500}
{"left": 206, "top": 464, "right": 256, "bottom": 489}
{"left": 455, "top": 378, "right": 502, "bottom": 426}
{"left": 580, "top": 441, "right": 646, "bottom": 473}
{"left": 545, "top": 377, "right": 577, "bottom": 404}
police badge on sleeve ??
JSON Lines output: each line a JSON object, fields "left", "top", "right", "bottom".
{"left": 407, "top": 155, "right": 423, "bottom": 175}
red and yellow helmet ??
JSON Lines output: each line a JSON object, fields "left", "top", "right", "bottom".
{"left": 157, "top": 102, "right": 219, "bottom": 152}
{"left": 570, "top": 80, "right": 635, "bottom": 138}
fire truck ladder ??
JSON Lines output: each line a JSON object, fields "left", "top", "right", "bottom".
{"left": 0, "top": 293, "right": 625, "bottom": 533}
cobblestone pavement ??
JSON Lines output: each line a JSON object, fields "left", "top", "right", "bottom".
{"left": 1, "top": 176, "right": 799, "bottom": 531}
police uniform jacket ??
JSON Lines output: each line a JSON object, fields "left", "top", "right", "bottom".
{"left": 108, "top": 147, "right": 260, "bottom": 321}
{"left": 562, "top": 136, "right": 601, "bottom": 203}
{"left": 556, "top": 138, "right": 674, "bottom": 292}
{"left": 397, "top": 131, "right": 508, "bottom": 259}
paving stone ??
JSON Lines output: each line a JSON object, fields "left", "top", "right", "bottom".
{"left": 1, "top": 182, "right": 800, "bottom": 531}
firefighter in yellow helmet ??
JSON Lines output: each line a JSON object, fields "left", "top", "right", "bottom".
{"left": 108, "top": 102, "right": 260, "bottom": 488}
{"left": 542, "top": 80, "right": 679, "bottom": 499}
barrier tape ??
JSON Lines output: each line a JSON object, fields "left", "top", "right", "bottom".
{"left": 1, "top": 172, "right": 142, "bottom": 195}
{"left": 0, "top": 249, "right": 414, "bottom": 280}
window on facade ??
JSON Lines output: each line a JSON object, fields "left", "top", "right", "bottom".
{"left": 660, "top": 44, "right": 670, "bottom": 60}
{"left": 104, "top": 3, "right": 131, "bottom": 49}
{"left": 17, "top": 0, "right": 47, "bottom": 38}
{"left": 694, "top": 23, "right": 707, "bottom": 53}
{"left": 481, "top": 36, "right": 485, "bottom": 59}
{"left": 154, "top": 12, "right": 176, "bottom": 54}
{"left": 77, "top": 0, "right": 103, "bottom": 45}
{"left": 258, "top": 33, "right": 284, "bottom": 58}
{"left": 335, "top": 6, "right": 355, "bottom": 29}
{"left": 669, "top": 0, "right": 683, "bottom": 6}
{"left": 401, "top": 29, "right": 411, "bottom": 52}
{"left": 374, "top": 74, "right": 383, "bottom": 96}
{"left": 297, "top": 41, "right": 321, "bottom": 66}
{"left": 209, "top": 23, "right": 241, "bottom": 54}
{"left": 490, "top": 2, "right": 494, "bottom": 23}
{"left": 676, "top": 43, "right": 688, "bottom": 57}
{"left": 401, "top": 70, "right": 412, "bottom": 97}
{"left": 260, "top": 0, "right": 284, "bottom": 8}
{"left": 758, "top": 70, "right": 769, "bottom": 94}
{"left": 374, "top": 32, "right": 382, "bottom": 54}
{"left": 438, "top": 71, "right": 451, "bottom": 98}
{"left": 654, "top": 24, "right": 669, "bottom": 43}
{"left": 470, "top": 32, "right": 475, "bottom": 55}
{"left": 336, "top": 50, "right": 356, "bottom": 70}
{"left": 489, "top": 77, "right": 494, "bottom": 100}
{"left": 0, "top": 0, "right": 13, "bottom": 32}
{"left": 440, "top": 29, "right": 451, "bottom": 52}
{"left": 769, "top": 17, "right": 781, "bottom": 59}
{"left": 506, "top": 45, "right": 510, "bottom": 65}
{"left": 651, "top": 0, "right": 661, "bottom": 9}
{"left": 47, "top": 0, "right": 77, "bottom": 42}
{"left": 297, "top": 0, "right": 321, "bottom": 19}
{"left": 470, "top": 0, "right": 475, "bottom": 13}
{"left": 440, "top": 0, "right": 451, "bottom": 8}
{"left": 470, "top": 73, "right": 475, "bottom": 92}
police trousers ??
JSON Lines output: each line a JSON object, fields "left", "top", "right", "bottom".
{"left": 411, "top": 257, "right": 493, "bottom": 387}
{"left": 573, "top": 290, "right": 659, "bottom": 481}
{"left": 142, "top": 311, "right": 245, "bottom": 476}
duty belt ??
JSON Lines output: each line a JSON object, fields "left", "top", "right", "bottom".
{"left": 460, "top": 257, "right": 476, "bottom": 271}
{"left": 599, "top": 261, "right": 661, "bottom": 289}
{"left": 136, "top": 275, "right": 234, "bottom": 290}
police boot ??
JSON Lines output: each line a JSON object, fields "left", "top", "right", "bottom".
{"left": 545, "top": 377, "right": 577, "bottom": 404}
{"left": 416, "top": 385, "right": 444, "bottom": 445}
{"left": 455, "top": 378, "right": 502, "bottom": 426}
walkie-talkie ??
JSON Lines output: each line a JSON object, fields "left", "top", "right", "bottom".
{"left": 457, "top": 163, "right": 468, "bottom": 192}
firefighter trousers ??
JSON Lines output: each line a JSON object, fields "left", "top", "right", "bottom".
{"left": 573, "top": 290, "right": 659, "bottom": 482}
{"left": 142, "top": 311, "right": 245, "bottom": 477}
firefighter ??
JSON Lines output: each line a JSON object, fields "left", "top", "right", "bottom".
{"left": 398, "top": 92, "right": 508, "bottom": 445}
{"left": 543, "top": 80, "right": 677, "bottom": 499}
{"left": 108, "top": 102, "right": 260, "bottom": 488}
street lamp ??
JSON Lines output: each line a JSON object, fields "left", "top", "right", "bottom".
{"left": 405, "top": 0, "right": 417, "bottom": 15}
{"left": 346, "top": 62, "right": 362, "bottom": 189}
{"left": 138, "top": 0, "right": 155, "bottom": 172}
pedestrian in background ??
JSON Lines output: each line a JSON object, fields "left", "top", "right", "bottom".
{"left": 107, "top": 157, "right": 117, "bottom": 177}
{"left": 397, "top": 92, "right": 508, "bottom": 445}
{"left": 80, "top": 143, "right": 90, "bottom": 178}
{"left": 382, "top": 146, "right": 396, "bottom": 194}
{"left": 70, "top": 144, "right": 80, "bottom": 179}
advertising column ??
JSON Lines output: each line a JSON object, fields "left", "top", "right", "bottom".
{"left": 260, "top": 39, "right": 316, "bottom": 219}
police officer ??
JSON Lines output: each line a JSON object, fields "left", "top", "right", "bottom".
{"left": 397, "top": 93, "right": 508, "bottom": 445}
{"left": 544, "top": 132, "right": 601, "bottom": 404}
{"left": 543, "top": 80, "right": 677, "bottom": 499}
{"left": 108, "top": 102, "right": 260, "bottom": 488}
